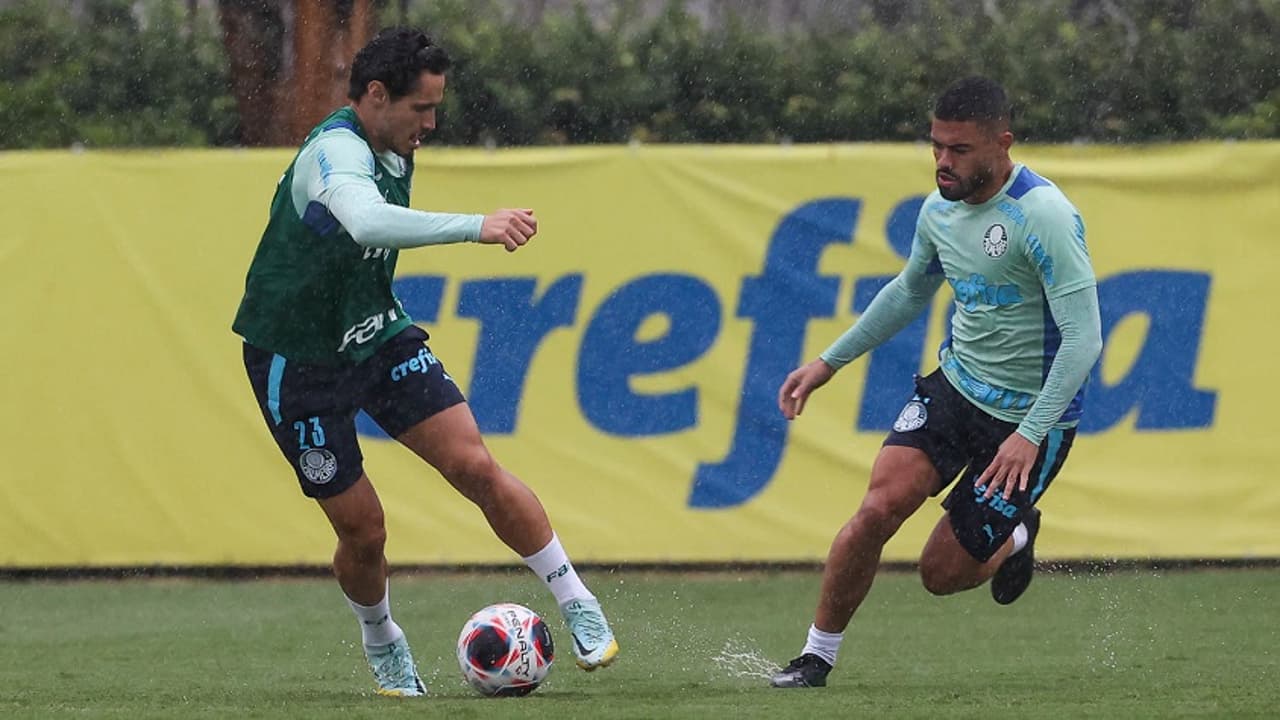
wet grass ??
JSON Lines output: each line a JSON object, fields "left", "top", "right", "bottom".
{"left": 0, "top": 568, "right": 1276, "bottom": 718}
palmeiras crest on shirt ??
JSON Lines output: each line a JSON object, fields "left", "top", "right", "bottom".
{"left": 894, "top": 401, "right": 928, "bottom": 432}
{"left": 983, "top": 223, "right": 1009, "bottom": 258}
{"left": 299, "top": 448, "right": 338, "bottom": 484}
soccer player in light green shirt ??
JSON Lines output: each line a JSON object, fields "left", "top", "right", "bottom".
{"left": 232, "top": 28, "right": 617, "bottom": 697}
{"left": 771, "top": 77, "right": 1103, "bottom": 689}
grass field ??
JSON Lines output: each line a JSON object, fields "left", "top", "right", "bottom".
{"left": 1, "top": 568, "right": 1277, "bottom": 719}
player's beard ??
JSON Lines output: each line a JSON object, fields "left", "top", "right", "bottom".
{"left": 937, "top": 166, "right": 993, "bottom": 202}
{"left": 395, "top": 136, "right": 419, "bottom": 160}
{"left": 392, "top": 130, "right": 425, "bottom": 160}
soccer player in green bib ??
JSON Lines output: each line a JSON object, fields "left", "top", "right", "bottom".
{"left": 770, "top": 77, "right": 1102, "bottom": 688}
{"left": 232, "top": 28, "right": 617, "bottom": 697}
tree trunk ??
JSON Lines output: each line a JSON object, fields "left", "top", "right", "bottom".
{"left": 218, "top": 0, "right": 377, "bottom": 146}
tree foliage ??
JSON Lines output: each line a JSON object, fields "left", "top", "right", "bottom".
{"left": 0, "top": 0, "right": 235, "bottom": 149}
{"left": 407, "top": 0, "right": 1279, "bottom": 145}
{"left": 1, "top": 0, "right": 1275, "bottom": 148}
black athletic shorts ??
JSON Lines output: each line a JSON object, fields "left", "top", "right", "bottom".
{"left": 243, "top": 326, "right": 466, "bottom": 499}
{"left": 883, "top": 369, "right": 1075, "bottom": 562}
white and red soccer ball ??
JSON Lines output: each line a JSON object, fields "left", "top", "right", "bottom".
{"left": 456, "top": 603, "right": 554, "bottom": 696}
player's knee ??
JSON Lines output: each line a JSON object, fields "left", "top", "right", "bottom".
{"left": 341, "top": 523, "right": 387, "bottom": 562}
{"left": 443, "top": 447, "right": 503, "bottom": 502}
{"left": 851, "top": 494, "right": 909, "bottom": 539}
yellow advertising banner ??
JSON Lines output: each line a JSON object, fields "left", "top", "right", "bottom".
{"left": 1, "top": 142, "right": 1276, "bottom": 566}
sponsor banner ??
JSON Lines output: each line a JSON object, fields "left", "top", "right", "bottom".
{"left": 1, "top": 142, "right": 1276, "bottom": 565}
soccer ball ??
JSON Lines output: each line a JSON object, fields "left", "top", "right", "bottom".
{"left": 456, "top": 603, "right": 554, "bottom": 696}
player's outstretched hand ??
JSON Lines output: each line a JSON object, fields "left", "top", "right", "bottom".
{"left": 975, "top": 432, "right": 1039, "bottom": 500}
{"left": 479, "top": 209, "right": 538, "bottom": 252}
{"left": 778, "top": 358, "right": 836, "bottom": 420}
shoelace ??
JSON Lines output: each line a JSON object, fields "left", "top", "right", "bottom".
{"left": 372, "top": 643, "right": 417, "bottom": 687}
{"left": 566, "top": 602, "right": 609, "bottom": 645}
{"left": 788, "top": 655, "right": 823, "bottom": 671}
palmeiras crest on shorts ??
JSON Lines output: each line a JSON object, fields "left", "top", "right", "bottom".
{"left": 298, "top": 448, "right": 338, "bottom": 484}
{"left": 893, "top": 400, "right": 928, "bottom": 432}
{"left": 983, "top": 223, "right": 1008, "bottom": 258}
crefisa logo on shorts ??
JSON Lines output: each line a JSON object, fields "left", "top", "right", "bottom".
{"left": 298, "top": 448, "right": 338, "bottom": 484}
{"left": 893, "top": 401, "right": 928, "bottom": 432}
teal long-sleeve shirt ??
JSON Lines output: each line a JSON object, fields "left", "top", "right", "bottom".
{"left": 820, "top": 166, "right": 1103, "bottom": 445}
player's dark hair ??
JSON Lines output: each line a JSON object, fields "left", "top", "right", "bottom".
{"left": 934, "top": 76, "right": 1014, "bottom": 129}
{"left": 348, "top": 27, "right": 451, "bottom": 101}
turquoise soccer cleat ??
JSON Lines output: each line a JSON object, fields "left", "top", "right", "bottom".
{"left": 560, "top": 598, "right": 619, "bottom": 671}
{"left": 365, "top": 635, "right": 427, "bottom": 697}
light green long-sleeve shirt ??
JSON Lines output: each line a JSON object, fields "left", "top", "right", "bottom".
{"left": 821, "top": 164, "right": 1102, "bottom": 444}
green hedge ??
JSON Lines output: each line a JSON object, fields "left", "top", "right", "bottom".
{"left": 1, "top": 0, "right": 1275, "bottom": 148}
{"left": 409, "top": 0, "right": 1280, "bottom": 145}
{"left": 0, "top": 0, "right": 235, "bottom": 149}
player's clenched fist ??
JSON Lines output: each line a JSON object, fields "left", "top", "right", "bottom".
{"left": 479, "top": 208, "right": 538, "bottom": 252}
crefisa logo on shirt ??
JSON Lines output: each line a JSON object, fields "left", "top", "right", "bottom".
{"left": 982, "top": 223, "right": 1008, "bottom": 258}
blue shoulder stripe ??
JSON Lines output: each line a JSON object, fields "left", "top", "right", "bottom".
{"left": 321, "top": 120, "right": 359, "bottom": 135}
{"left": 302, "top": 200, "right": 340, "bottom": 237}
{"left": 1007, "top": 166, "right": 1050, "bottom": 200}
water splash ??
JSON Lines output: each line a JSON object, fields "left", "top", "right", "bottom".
{"left": 711, "top": 637, "right": 778, "bottom": 680}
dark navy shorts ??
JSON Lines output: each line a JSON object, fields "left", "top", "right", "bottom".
{"left": 883, "top": 369, "right": 1075, "bottom": 562}
{"left": 243, "top": 326, "right": 466, "bottom": 499}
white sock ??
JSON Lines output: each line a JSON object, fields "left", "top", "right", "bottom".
{"left": 522, "top": 533, "right": 594, "bottom": 606}
{"left": 346, "top": 581, "right": 404, "bottom": 647}
{"left": 801, "top": 624, "right": 843, "bottom": 666}
{"left": 1010, "top": 523, "right": 1029, "bottom": 554}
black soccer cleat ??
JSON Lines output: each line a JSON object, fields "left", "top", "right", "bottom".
{"left": 992, "top": 506, "right": 1041, "bottom": 605}
{"left": 769, "top": 653, "right": 832, "bottom": 688}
